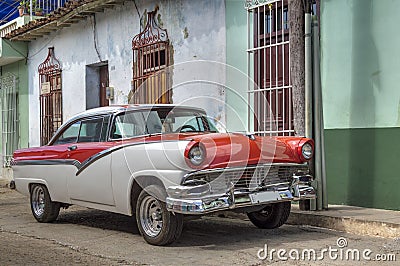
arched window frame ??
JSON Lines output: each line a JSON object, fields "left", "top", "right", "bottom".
{"left": 38, "top": 47, "right": 62, "bottom": 145}
{"left": 131, "top": 10, "right": 171, "bottom": 104}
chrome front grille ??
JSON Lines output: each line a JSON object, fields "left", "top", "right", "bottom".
{"left": 183, "top": 164, "right": 309, "bottom": 191}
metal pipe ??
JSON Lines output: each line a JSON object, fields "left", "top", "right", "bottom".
{"left": 247, "top": 7, "right": 250, "bottom": 132}
{"left": 312, "top": 15, "right": 327, "bottom": 210}
{"left": 304, "top": 3, "right": 315, "bottom": 210}
{"left": 305, "top": 13, "right": 312, "bottom": 138}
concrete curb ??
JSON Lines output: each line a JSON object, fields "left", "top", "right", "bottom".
{"left": 287, "top": 208, "right": 400, "bottom": 239}
{"left": 216, "top": 205, "right": 400, "bottom": 239}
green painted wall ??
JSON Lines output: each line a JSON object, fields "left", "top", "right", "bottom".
{"left": 321, "top": 0, "right": 400, "bottom": 210}
{"left": 1, "top": 60, "right": 29, "bottom": 149}
{"left": 0, "top": 38, "right": 27, "bottom": 59}
{"left": 325, "top": 128, "right": 400, "bottom": 210}
{"left": 321, "top": 0, "right": 400, "bottom": 129}
{"left": 225, "top": 0, "right": 249, "bottom": 132}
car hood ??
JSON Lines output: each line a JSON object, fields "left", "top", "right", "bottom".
{"left": 172, "top": 132, "right": 309, "bottom": 169}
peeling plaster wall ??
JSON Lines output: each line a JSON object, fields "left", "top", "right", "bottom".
{"left": 27, "top": 0, "right": 226, "bottom": 147}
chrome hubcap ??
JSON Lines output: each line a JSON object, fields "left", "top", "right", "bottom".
{"left": 139, "top": 196, "right": 163, "bottom": 237}
{"left": 31, "top": 186, "right": 45, "bottom": 217}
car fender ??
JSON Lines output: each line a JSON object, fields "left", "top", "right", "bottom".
{"left": 13, "top": 164, "right": 71, "bottom": 203}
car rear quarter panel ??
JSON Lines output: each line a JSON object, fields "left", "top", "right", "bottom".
{"left": 13, "top": 164, "right": 74, "bottom": 203}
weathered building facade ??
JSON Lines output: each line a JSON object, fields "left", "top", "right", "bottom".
{"left": 15, "top": 0, "right": 226, "bottom": 147}
{"left": 3, "top": 0, "right": 399, "bottom": 211}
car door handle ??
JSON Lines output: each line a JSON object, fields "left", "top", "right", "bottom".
{"left": 68, "top": 145, "right": 77, "bottom": 151}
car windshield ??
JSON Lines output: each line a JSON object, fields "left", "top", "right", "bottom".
{"left": 111, "top": 107, "right": 219, "bottom": 139}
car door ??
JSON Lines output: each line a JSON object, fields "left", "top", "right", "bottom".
{"left": 64, "top": 116, "right": 116, "bottom": 206}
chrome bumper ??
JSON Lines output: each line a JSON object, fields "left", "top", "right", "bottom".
{"left": 166, "top": 173, "right": 316, "bottom": 215}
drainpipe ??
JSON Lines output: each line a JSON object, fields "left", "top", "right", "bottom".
{"left": 312, "top": 15, "right": 327, "bottom": 210}
{"left": 303, "top": 1, "right": 315, "bottom": 210}
{"left": 305, "top": 4, "right": 313, "bottom": 139}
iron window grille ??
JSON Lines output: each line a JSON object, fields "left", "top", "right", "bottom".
{"left": 38, "top": 47, "right": 62, "bottom": 145}
{"left": 247, "top": 0, "right": 294, "bottom": 136}
{"left": 131, "top": 10, "right": 171, "bottom": 104}
{"left": 0, "top": 73, "right": 19, "bottom": 167}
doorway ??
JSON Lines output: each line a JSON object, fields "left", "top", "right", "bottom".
{"left": 86, "top": 62, "right": 109, "bottom": 109}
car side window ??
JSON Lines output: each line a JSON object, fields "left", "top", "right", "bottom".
{"left": 52, "top": 116, "right": 109, "bottom": 145}
{"left": 77, "top": 117, "right": 104, "bottom": 143}
{"left": 53, "top": 121, "right": 81, "bottom": 145}
{"left": 111, "top": 112, "right": 146, "bottom": 139}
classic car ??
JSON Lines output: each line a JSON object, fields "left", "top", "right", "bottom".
{"left": 11, "top": 104, "right": 315, "bottom": 245}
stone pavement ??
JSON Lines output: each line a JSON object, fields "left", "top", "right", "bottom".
{"left": 1, "top": 176, "right": 398, "bottom": 239}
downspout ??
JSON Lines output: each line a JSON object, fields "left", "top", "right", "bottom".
{"left": 312, "top": 15, "right": 327, "bottom": 210}
{"left": 304, "top": 1, "right": 315, "bottom": 210}
{"left": 305, "top": 3, "right": 313, "bottom": 139}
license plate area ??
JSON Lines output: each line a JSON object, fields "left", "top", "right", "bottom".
{"left": 249, "top": 190, "right": 293, "bottom": 204}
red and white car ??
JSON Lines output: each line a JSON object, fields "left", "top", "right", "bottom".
{"left": 11, "top": 105, "right": 315, "bottom": 245}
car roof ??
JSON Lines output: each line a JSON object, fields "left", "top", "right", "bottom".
{"left": 65, "top": 104, "right": 207, "bottom": 128}
{"left": 71, "top": 104, "right": 206, "bottom": 119}
{"left": 48, "top": 104, "right": 207, "bottom": 145}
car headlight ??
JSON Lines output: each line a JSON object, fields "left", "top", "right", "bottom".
{"left": 302, "top": 142, "right": 313, "bottom": 160}
{"left": 187, "top": 144, "right": 205, "bottom": 166}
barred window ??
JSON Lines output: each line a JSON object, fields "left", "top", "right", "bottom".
{"left": 131, "top": 11, "right": 171, "bottom": 104}
{"left": 247, "top": 0, "right": 293, "bottom": 136}
{"left": 38, "top": 47, "right": 63, "bottom": 145}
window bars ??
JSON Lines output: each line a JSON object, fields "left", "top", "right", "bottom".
{"left": 0, "top": 73, "right": 19, "bottom": 167}
{"left": 131, "top": 11, "right": 171, "bottom": 104}
{"left": 246, "top": 0, "right": 294, "bottom": 136}
{"left": 38, "top": 47, "right": 62, "bottom": 145}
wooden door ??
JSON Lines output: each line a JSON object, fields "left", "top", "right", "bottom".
{"left": 99, "top": 65, "right": 109, "bottom": 107}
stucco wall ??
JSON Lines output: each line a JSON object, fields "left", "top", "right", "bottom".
{"left": 321, "top": 0, "right": 400, "bottom": 129}
{"left": 225, "top": 0, "right": 248, "bottom": 132}
{"left": 27, "top": 0, "right": 226, "bottom": 147}
{"left": 321, "top": 0, "right": 400, "bottom": 210}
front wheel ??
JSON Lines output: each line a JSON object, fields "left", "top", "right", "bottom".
{"left": 247, "top": 202, "right": 291, "bottom": 229}
{"left": 30, "top": 184, "right": 60, "bottom": 223}
{"left": 136, "top": 185, "right": 183, "bottom": 246}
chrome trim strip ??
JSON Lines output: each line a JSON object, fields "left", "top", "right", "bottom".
{"left": 70, "top": 197, "right": 116, "bottom": 207}
{"left": 12, "top": 159, "right": 81, "bottom": 168}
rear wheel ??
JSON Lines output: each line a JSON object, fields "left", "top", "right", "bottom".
{"left": 136, "top": 185, "right": 183, "bottom": 246}
{"left": 30, "top": 184, "right": 60, "bottom": 223}
{"left": 247, "top": 202, "right": 291, "bottom": 229}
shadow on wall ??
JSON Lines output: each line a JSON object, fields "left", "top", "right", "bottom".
{"left": 349, "top": 0, "right": 379, "bottom": 207}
